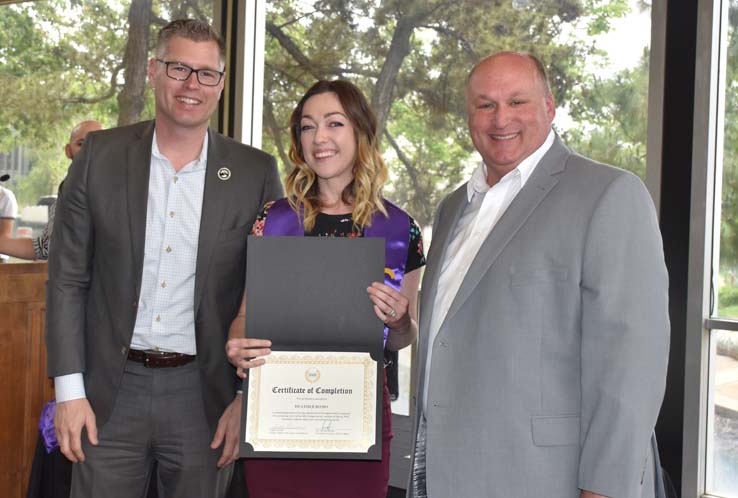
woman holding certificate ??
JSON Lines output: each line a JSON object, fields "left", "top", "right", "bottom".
{"left": 226, "top": 79, "right": 425, "bottom": 497}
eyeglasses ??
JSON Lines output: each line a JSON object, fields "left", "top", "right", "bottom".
{"left": 156, "top": 59, "right": 224, "bottom": 86}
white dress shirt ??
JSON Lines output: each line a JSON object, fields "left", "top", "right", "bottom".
{"left": 55, "top": 131, "right": 208, "bottom": 402}
{"left": 0, "top": 185, "right": 18, "bottom": 220}
{"left": 422, "top": 130, "right": 554, "bottom": 410}
{"left": 0, "top": 185, "right": 18, "bottom": 261}
{"left": 129, "top": 132, "right": 207, "bottom": 354}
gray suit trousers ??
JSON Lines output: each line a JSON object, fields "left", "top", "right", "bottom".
{"left": 71, "top": 360, "right": 232, "bottom": 498}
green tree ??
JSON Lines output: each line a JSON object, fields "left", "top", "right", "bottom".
{"left": 261, "top": 0, "right": 635, "bottom": 227}
{"left": 562, "top": 50, "right": 650, "bottom": 179}
{"left": 714, "top": 2, "right": 738, "bottom": 284}
{"left": 0, "top": 0, "right": 211, "bottom": 206}
{"left": 0, "top": 0, "right": 646, "bottom": 221}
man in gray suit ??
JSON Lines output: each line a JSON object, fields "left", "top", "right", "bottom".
{"left": 409, "top": 52, "right": 669, "bottom": 498}
{"left": 46, "top": 19, "right": 282, "bottom": 498}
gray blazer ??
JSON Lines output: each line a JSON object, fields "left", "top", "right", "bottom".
{"left": 410, "top": 136, "right": 669, "bottom": 498}
{"left": 46, "top": 121, "right": 283, "bottom": 428}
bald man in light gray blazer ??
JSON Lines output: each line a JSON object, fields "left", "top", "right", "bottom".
{"left": 408, "top": 52, "right": 669, "bottom": 498}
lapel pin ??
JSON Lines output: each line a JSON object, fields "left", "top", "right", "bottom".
{"left": 217, "top": 167, "right": 231, "bottom": 181}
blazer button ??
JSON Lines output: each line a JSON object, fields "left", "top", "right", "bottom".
{"left": 121, "top": 346, "right": 127, "bottom": 356}
{"left": 132, "top": 301, "right": 138, "bottom": 308}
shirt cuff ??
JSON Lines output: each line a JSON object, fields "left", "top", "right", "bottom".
{"left": 32, "top": 236, "right": 46, "bottom": 260}
{"left": 54, "top": 373, "right": 86, "bottom": 402}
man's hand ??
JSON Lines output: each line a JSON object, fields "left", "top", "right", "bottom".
{"left": 210, "top": 394, "right": 242, "bottom": 468}
{"left": 55, "top": 398, "right": 98, "bottom": 462}
{"left": 581, "top": 491, "right": 609, "bottom": 498}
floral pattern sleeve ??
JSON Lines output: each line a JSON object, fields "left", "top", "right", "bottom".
{"left": 406, "top": 216, "right": 426, "bottom": 273}
{"left": 250, "top": 200, "right": 276, "bottom": 237}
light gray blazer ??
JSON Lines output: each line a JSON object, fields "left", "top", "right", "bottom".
{"left": 46, "top": 121, "right": 283, "bottom": 429}
{"left": 409, "top": 136, "right": 669, "bottom": 498}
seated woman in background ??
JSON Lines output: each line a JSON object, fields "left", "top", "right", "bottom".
{"left": 225, "top": 79, "right": 425, "bottom": 498}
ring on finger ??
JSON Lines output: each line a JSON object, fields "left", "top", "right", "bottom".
{"left": 389, "top": 308, "right": 397, "bottom": 318}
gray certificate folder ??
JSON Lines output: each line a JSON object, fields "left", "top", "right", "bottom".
{"left": 240, "top": 235, "right": 385, "bottom": 460}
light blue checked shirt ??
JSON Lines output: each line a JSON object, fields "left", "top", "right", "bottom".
{"left": 55, "top": 131, "right": 208, "bottom": 402}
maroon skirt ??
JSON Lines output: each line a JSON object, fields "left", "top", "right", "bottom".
{"left": 243, "top": 374, "right": 393, "bottom": 498}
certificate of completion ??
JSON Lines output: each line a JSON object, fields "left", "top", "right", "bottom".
{"left": 244, "top": 351, "right": 377, "bottom": 454}
{"left": 242, "top": 237, "right": 385, "bottom": 460}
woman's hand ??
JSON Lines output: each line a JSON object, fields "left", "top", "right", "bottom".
{"left": 367, "top": 281, "right": 411, "bottom": 331}
{"left": 225, "top": 338, "right": 272, "bottom": 379}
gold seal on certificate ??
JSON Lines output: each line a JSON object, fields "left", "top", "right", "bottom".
{"left": 245, "top": 351, "right": 377, "bottom": 453}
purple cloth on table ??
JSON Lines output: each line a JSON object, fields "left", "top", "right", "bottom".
{"left": 38, "top": 401, "right": 58, "bottom": 454}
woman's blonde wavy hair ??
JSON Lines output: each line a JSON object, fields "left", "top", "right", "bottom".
{"left": 285, "top": 80, "right": 388, "bottom": 232}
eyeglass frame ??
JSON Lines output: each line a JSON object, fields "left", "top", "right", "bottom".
{"left": 155, "top": 59, "right": 225, "bottom": 87}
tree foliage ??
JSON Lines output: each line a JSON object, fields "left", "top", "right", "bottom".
{"left": 562, "top": 49, "right": 649, "bottom": 179}
{"left": 0, "top": 0, "right": 650, "bottom": 225}
{"left": 261, "top": 0, "right": 640, "bottom": 227}
{"left": 718, "top": 1, "right": 738, "bottom": 277}
{"left": 0, "top": 0, "right": 211, "bottom": 206}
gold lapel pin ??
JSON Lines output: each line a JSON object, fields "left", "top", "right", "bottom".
{"left": 217, "top": 167, "right": 231, "bottom": 181}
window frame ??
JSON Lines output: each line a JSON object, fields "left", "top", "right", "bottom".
{"left": 685, "top": 0, "right": 732, "bottom": 496}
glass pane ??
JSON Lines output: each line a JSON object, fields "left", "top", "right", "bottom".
{"left": 0, "top": 0, "right": 215, "bottom": 261}
{"left": 708, "top": 330, "right": 738, "bottom": 496}
{"left": 261, "top": 0, "right": 651, "bottom": 416}
{"left": 716, "top": 0, "right": 738, "bottom": 318}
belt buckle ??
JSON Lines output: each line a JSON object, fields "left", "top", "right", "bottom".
{"left": 142, "top": 350, "right": 164, "bottom": 367}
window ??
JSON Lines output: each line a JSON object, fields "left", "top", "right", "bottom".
{"left": 257, "top": 0, "right": 653, "bottom": 415}
{"left": 705, "top": 2, "right": 738, "bottom": 496}
{"left": 678, "top": 0, "right": 738, "bottom": 495}
{"left": 247, "top": 0, "right": 655, "bottom": 488}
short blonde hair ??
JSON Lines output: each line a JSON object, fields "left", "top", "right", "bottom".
{"left": 155, "top": 19, "right": 226, "bottom": 69}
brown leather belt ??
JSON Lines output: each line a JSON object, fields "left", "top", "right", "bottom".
{"left": 127, "top": 349, "right": 195, "bottom": 368}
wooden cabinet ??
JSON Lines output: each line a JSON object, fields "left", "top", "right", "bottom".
{"left": 0, "top": 262, "right": 52, "bottom": 498}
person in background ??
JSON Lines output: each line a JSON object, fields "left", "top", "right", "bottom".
{"left": 23, "top": 121, "right": 103, "bottom": 498}
{"left": 408, "top": 51, "right": 670, "bottom": 498}
{"left": 225, "top": 79, "right": 425, "bottom": 498}
{"left": 0, "top": 173, "right": 18, "bottom": 262}
{"left": 45, "top": 19, "right": 282, "bottom": 498}
{"left": 0, "top": 120, "right": 102, "bottom": 261}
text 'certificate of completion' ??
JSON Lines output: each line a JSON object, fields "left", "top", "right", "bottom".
{"left": 245, "top": 351, "right": 376, "bottom": 453}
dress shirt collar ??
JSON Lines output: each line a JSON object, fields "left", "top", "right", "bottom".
{"left": 466, "top": 128, "right": 555, "bottom": 202}
{"left": 151, "top": 129, "right": 209, "bottom": 173}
